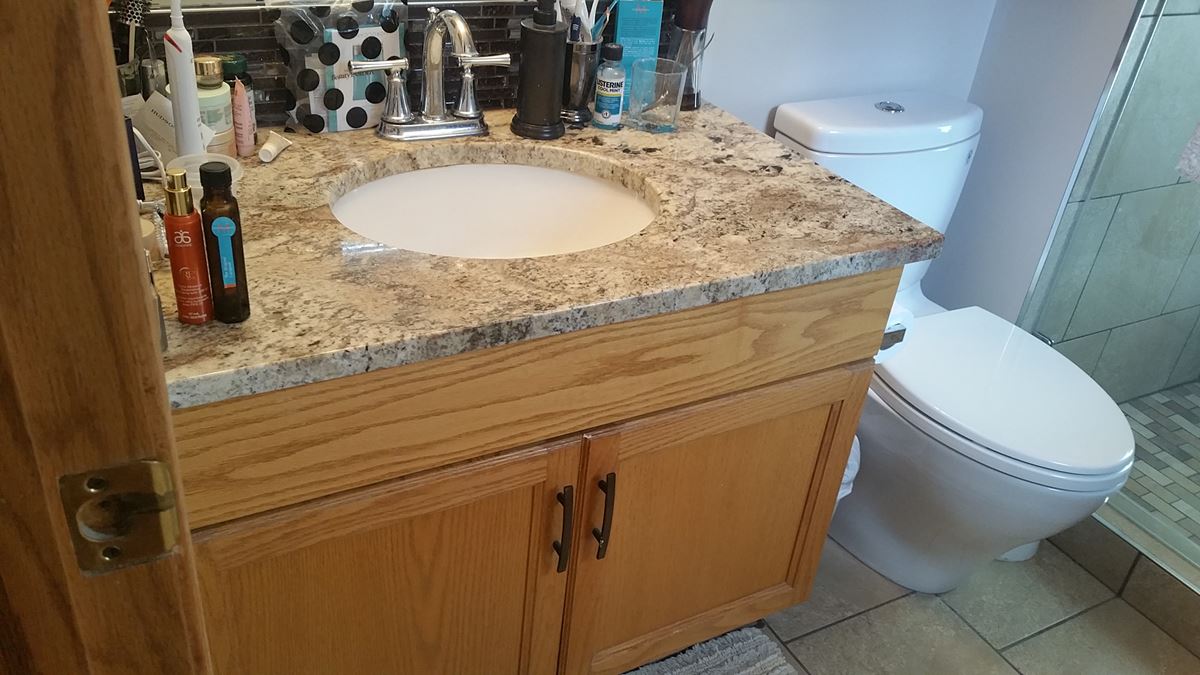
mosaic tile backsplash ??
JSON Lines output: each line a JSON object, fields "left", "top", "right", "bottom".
{"left": 113, "top": 1, "right": 681, "bottom": 128}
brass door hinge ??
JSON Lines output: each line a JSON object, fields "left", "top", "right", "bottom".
{"left": 59, "top": 460, "right": 180, "bottom": 574}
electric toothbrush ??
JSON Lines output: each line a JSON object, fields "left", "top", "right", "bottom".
{"left": 164, "top": 0, "right": 204, "bottom": 156}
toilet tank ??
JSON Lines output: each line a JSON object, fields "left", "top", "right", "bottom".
{"left": 773, "top": 92, "right": 983, "bottom": 234}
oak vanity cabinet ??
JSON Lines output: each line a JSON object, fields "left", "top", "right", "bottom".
{"left": 192, "top": 439, "right": 583, "bottom": 675}
{"left": 561, "top": 365, "right": 870, "bottom": 674}
{"left": 189, "top": 365, "right": 868, "bottom": 675}
{"left": 180, "top": 270, "right": 898, "bottom": 674}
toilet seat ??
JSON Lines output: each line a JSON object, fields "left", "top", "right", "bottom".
{"left": 872, "top": 376, "right": 1130, "bottom": 492}
{"left": 875, "top": 307, "right": 1134, "bottom": 491}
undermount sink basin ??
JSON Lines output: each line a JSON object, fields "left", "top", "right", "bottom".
{"left": 332, "top": 164, "right": 656, "bottom": 259}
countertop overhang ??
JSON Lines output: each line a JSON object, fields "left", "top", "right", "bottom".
{"left": 159, "top": 106, "right": 941, "bottom": 409}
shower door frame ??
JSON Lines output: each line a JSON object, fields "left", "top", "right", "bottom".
{"left": 1017, "top": 0, "right": 1156, "bottom": 335}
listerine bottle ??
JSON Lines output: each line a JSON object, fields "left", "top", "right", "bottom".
{"left": 593, "top": 43, "right": 625, "bottom": 131}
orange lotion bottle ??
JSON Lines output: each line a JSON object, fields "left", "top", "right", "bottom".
{"left": 164, "top": 168, "right": 214, "bottom": 324}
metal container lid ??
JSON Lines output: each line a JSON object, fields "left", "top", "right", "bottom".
{"left": 194, "top": 55, "right": 225, "bottom": 88}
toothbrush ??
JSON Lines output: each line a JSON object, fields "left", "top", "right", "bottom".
{"left": 578, "top": 0, "right": 594, "bottom": 41}
{"left": 591, "top": 1, "right": 613, "bottom": 42}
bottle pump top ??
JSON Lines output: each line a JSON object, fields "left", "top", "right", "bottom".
{"left": 534, "top": 0, "right": 556, "bottom": 25}
{"left": 165, "top": 168, "right": 194, "bottom": 217}
{"left": 510, "top": 0, "right": 568, "bottom": 140}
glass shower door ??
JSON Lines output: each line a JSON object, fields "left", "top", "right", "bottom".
{"left": 1021, "top": 0, "right": 1200, "bottom": 568}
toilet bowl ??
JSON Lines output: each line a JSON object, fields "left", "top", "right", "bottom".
{"left": 829, "top": 307, "right": 1134, "bottom": 593}
{"left": 775, "top": 92, "right": 1136, "bottom": 592}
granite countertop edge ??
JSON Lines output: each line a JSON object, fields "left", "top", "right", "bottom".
{"left": 167, "top": 243, "right": 937, "bottom": 410}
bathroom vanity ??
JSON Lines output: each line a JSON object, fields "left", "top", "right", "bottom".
{"left": 162, "top": 108, "right": 939, "bottom": 674}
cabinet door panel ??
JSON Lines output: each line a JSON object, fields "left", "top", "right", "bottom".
{"left": 563, "top": 365, "right": 871, "bottom": 674}
{"left": 194, "top": 440, "right": 582, "bottom": 675}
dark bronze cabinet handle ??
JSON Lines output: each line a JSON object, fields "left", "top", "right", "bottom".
{"left": 552, "top": 486, "right": 574, "bottom": 573}
{"left": 592, "top": 472, "right": 616, "bottom": 560}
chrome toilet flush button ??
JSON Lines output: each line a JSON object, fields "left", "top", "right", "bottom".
{"left": 875, "top": 101, "right": 905, "bottom": 113}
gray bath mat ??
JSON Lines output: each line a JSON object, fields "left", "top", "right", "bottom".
{"left": 627, "top": 626, "right": 798, "bottom": 675}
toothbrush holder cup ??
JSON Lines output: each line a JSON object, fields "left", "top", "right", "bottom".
{"left": 562, "top": 41, "right": 601, "bottom": 125}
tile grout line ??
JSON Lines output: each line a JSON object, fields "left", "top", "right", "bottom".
{"left": 783, "top": 591, "right": 915, "bottom": 644}
{"left": 997, "top": 596, "right": 1118, "bottom": 654}
{"left": 761, "top": 622, "right": 811, "bottom": 675}
{"left": 1118, "top": 552, "right": 1142, "bottom": 595}
{"left": 1157, "top": 198, "right": 1200, "bottom": 319}
{"left": 1116, "top": 585, "right": 1200, "bottom": 660}
{"left": 1060, "top": 192, "right": 1123, "bottom": 341}
{"left": 1044, "top": 537, "right": 1129, "bottom": 600}
{"left": 1064, "top": 302, "right": 1200, "bottom": 356}
{"left": 1162, "top": 305, "right": 1200, "bottom": 387}
{"left": 935, "top": 595, "right": 1025, "bottom": 674}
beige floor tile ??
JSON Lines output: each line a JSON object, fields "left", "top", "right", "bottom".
{"left": 1050, "top": 516, "right": 1139, "bottom": 592}
{"left": 1123, "top": 557, "right": 1200, "bottom": 657}
{"left": 940, "top": 542, "right": 1113, "bottom": 648}
{"left": 786, "top": 595, "right": 1017, "bottom": 675}
{"left": 1003, "top": 599, "right": 1200, "bottom": 675}
{"left": 766, "top": 540, "right": 908, "bottom": 641}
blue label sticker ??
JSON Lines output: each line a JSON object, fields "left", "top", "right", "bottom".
{"left": 211, "top": 216, "right": 238, "bottom": 289}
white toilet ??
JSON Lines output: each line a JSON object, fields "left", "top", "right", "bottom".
{"left": 774, "top": 92, "right": 1135, "bottom": 594}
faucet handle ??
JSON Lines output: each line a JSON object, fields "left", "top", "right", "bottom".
{"left": 458, "top": 54, "right": 512, "bottom": 69}
{"left": 347, "top": 57, "right": 410, "bottom": 74}
{"left": 454, "top": 53, "right": 512, "bottom": 119}
{"left": 349, "top": 58, "right": 415, "bottom": 124}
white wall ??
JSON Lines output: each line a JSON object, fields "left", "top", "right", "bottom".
{"left": 702, "top": 0, "right": 998, "bottom": 132}
{"left": 922, "top": 0, "right": 1139, "bottom": 320}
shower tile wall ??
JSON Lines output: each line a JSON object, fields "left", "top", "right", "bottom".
{"left": 1037, "top": 6, "right": 1200, "bottom": 403}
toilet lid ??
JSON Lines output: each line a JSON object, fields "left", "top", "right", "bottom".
{"left": 876, "top": 307, "right": 1134, "bottom": 476}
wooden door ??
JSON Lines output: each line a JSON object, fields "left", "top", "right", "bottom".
{"left": 0, "top": 1, "right": 211, "bottom": 673}
{"left": 561, "top": 365, "right": 872, "bottom": 674}
{"left": 192, "top": 439, "right": 583, "bottom": 675}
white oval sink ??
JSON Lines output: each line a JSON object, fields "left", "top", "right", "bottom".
{"left": 332, "top": 164, "right": 656, "bottom": 259}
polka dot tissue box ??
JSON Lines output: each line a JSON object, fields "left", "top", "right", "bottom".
{"left": 272, "top": 1, "right": 407, "bottom": 134}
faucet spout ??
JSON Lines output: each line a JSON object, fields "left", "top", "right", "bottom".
{"left": 423, "top": 8, "right": 478, "bottom": 121}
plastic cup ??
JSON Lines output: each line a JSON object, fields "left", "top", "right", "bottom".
{"left": 165, "top": 153, "right": 243, "bottom": 204}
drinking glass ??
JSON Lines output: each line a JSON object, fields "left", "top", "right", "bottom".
{"left": 627, "top": 57, "right": 689, "bottom": 133}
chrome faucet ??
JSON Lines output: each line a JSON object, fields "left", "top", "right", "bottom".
{"left": 348, "top": 7, "right": 511, "bottom": 141}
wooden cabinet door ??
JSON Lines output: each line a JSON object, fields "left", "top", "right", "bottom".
{"left": 562, "top": 364, "right": 872, "bottom": 674}
{"left": 192, "top": 439, "right": 582, "bottom": 675}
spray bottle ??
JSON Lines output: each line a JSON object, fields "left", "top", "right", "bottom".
{"left": 164, "top": 0, "right": 204, "bottom": 156}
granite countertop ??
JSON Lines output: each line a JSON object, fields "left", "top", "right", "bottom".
{"left": 158, "top": 106, "right": 941, "bottom": 409}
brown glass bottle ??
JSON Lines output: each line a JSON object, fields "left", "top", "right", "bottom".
{"left": 199, "top": 162, "right": 250, "bottom": 323}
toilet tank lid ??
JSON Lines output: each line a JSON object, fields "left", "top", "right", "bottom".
{"left": 775, "top": 91, "right": 983, "bottom": 154}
